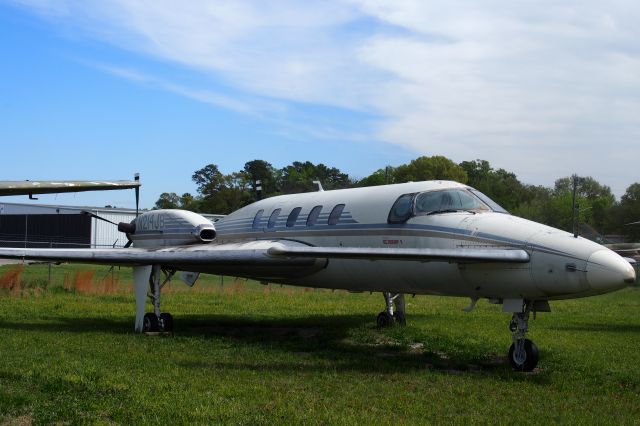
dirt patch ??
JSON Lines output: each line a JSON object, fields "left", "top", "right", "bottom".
{"left": 1, "top": 414, "right": 33, "bottom": 426}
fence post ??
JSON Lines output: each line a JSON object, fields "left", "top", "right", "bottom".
{"left": 48, "top": 241, "right": 52, "bottom": 287}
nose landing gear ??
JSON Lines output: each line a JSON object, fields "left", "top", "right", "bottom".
{"left": 508, "top": 301, "right": 539, "bottom": 371}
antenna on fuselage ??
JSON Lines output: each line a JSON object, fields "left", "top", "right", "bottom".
{"left": 312, "top": 180, "right": 324, "bottom": 192}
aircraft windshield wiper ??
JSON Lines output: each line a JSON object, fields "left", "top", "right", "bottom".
{"left": 426, "top": 209, "right": 476, "bottom": 215}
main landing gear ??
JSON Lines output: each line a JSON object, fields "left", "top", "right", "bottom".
{"left": 507, "top": 301, "right": 539, "bottom": 372}
{"left": 377, "top": 292, "right": 406, "bottom": 328}
{"left": 135, "top": 265, "right": 174, "bottom": 333}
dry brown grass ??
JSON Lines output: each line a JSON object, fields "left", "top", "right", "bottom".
{"left": 60, "top": 270, "right": 125, "bottom": 295}
{"left": 1, "top": 264, "right": 322, "bottom": 298}
{"left": 0, "top": 265, "right": 24, "bottom": 293}
{"left": 222, "top": 277, "right": 247, "bottom": 295}
{"left": 73, "top": 270, "right": 95, "bottom": 294}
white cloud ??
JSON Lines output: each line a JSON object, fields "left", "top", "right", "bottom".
{"left": 349, "top": 0, "right": 640, "bottom": 193}
{"left": 9, "top": 0, "right": 640, "bottom": 195}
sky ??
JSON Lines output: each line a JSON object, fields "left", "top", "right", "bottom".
{"left": 0, "top": 0, "right": 639, "bottom": 210}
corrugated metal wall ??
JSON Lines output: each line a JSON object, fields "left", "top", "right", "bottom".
{"left": 0, "top": 214, "right": 91, "bottom": 248}
{"left": 90, "top": 211, "right": 136, "bottom": 248}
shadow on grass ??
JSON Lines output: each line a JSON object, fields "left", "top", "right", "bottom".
{"left": 548, "top": 323, "right": 640, "bottom": 333}
{"left": 174, "top": 313, "right": 534, "bottom": 378}
{"left": 0, "top": 313, "right": 548, "bottom": 379}
{"left": 0, "top": 317, "right": 131, "bottom": 334}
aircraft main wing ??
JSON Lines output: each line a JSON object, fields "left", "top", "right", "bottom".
{"left": 0, "top": 241, "right": 328, "bottom": 281}
{"left": 0, "top": 180, "right": 140, "bottom": 196}
{"left": 0, "top": 240, "right": 530, "bottom": 268}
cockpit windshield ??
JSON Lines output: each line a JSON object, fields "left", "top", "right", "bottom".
{"left": 414, "top": 189, "right": 490, "bottom": 215}
{"left": 387, "top": 187, "right": 508, "bottom": 223}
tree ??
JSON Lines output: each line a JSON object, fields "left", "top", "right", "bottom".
{"left": 552, "top": 175, "right": 615, "bottom": 234}
{"left": 614, "top": 183, "right": 640, "bottom": 241}
{"left": 154, "top": 192, "right": 180, "bottom": 210}
{"left": 190, "top": 164, "right": 253, "bottom": 214}
{"left": 278, "top": 161, "right": 351, "bottom": 194}
{"left": 192, "top": 164, "right": 226, "bottom": 198}
{"left": 244, "top": 159, "right": 278, "bottom": 198}
{"left": 511, "top": 186, "right": 549, "bottom": 222}
{"left": 179, "top": 193, "right": 196, "bottom": 210}
{"left": 460, "top": 160, "right": 530, "bottom": 211}
{"left": 394, "top": 156, "right": 467, "bottom": 184}
{"left": 357, "top": 166, "right": 396, "bottom": 187}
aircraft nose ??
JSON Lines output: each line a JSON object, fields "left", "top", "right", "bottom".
{"left": 586, "top": 249, "right": 636, "bottom": 293}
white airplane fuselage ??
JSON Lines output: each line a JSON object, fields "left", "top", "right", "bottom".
{"left": 1, "top": 179, "right": 634, "bottom": 370}
{"left": 210, "top": 181, "right": 634, "bottom": 301}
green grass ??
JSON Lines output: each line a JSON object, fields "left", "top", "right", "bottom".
{"left": 1, "top": 264, "right": 639, "bottom": 425}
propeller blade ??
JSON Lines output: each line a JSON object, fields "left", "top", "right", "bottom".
{"left": 81, "top": 210, "right": 118, "bottom": 226}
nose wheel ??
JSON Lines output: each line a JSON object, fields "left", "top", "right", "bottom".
{"left": 508, "top": 338, "right": 539, "bottom": 372}
{"left": 377, "top": 292, "right": 406, "bottom": 328}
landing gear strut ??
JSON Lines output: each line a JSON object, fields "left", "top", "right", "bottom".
{"left": 138, "top": 265, "right": 174, "bottom": 333}
{"left": 377, "top": 292, "right": 406, "bottom": 328}
{"left": 508, "top": 301, "right": 539, "bottom": 371}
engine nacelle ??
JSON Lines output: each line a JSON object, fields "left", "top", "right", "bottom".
{"left": 119, "top": 210, "right": 216, "bottom": 248}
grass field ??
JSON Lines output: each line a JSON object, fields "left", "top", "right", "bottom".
{"left": 1, "top": 263, "right": 639, "bottom": 425}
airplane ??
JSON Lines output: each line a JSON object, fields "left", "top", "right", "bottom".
{"left": 0, "top": 180, "right": 635, "bottom": 372}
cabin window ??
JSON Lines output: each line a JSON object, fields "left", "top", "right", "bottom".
{"left": 267, "top": 208, "right": 281, "bottom": 229}
{"left": 306, "top": 205, "right": 323, "bottom": 226}
{"left": 414, "top": 189, "right": 489, "bottom": 215}
{"left": 286, "top": 207, "right": 302, "bottom": 227}
{"left": 388, "top": 193, "right": 415, "bottom": 224}
{"left": 252, "top": 209, "right": 264, "bottom": 229}
{"left": 328, "top": 204, "right": 345, "bottom": 225}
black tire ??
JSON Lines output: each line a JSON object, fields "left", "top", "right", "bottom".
{"left": 508, "top": 339, "right": 539, "bottom": 372}
{"left": 143, "top": 313, "right": 159, "bottom": 333}
{"left": 160, "top": 313, "right": 174, "bottom": 332}
{"left": 376, "top": 311, "right": 395, "bottom": 328}
{"left": 393, "top": 311, "right": 407, "bottom": 326}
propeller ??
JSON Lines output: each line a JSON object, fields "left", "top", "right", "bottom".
{"left": 82, "top": 173, "right": 140, "bottom": 249}
{"left": 123, "top": 172, "right": 140, "bottom": 249}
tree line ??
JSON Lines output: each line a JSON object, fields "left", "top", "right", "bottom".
{"left": 154, "top": 156, "right": 640, "bottom": 242}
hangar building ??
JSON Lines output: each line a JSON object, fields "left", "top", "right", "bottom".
{"left": 0, "top": 202, "right": 223, "bottom": 248}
